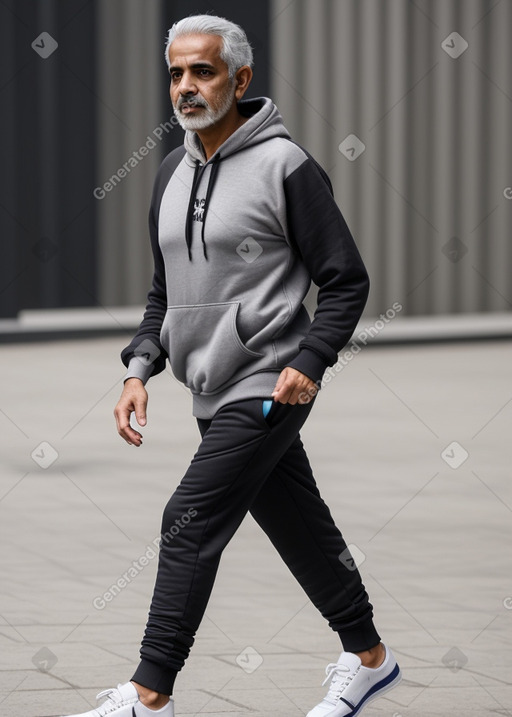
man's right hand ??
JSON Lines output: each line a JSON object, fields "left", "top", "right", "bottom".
{"left": 114, "top": 378, "right": 148, "bottom": 447}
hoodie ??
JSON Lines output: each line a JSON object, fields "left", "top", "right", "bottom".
{"left": 122, "top": 97, "right": 369, "bottom": 419}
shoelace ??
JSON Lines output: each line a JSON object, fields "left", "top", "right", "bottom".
{"left": 322, "top": 663, "right": 358, "bottom": 703}
{"left": 93, "top": 686, "right": 132, "bottom": 715}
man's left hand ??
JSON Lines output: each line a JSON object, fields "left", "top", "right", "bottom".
{"left": 272, "top": 367, "right": 317, "bottom": 405}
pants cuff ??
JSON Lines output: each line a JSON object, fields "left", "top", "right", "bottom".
{"left": 131, "top": 659, "right": 178, "bottom": 696}
{"left": 337, "top": 617, "right": 381, "bottom": 653}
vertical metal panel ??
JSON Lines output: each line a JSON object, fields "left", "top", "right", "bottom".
{"left": 270, "top": 0, "right": 512, "bottom": 316}
{"left": 432, "top": 0, "right": 457, "bottom": 314}
{"left": 477, "top": 0, "right": 512, "bottom": 312}
{"left": 271, "top": 0, "right": 304, "bottom": 141}
{"left": 383, "top": 1, "right": 409, "bottom": 307}
{"left": 359, "top": 0, "right": 389, "bottom": 307}
{"left": 36, "top": 0, "right": 60, "bottom": 307}
{"left": 302, "top": 0, "right": 331, "bottom": 162}
{"left": 0, "top": 2, "right": 19, "bottom": 318}
{"left": 96, "top": 0, "right": 163, "bottom": 306}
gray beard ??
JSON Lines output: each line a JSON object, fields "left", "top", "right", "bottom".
{"left": 173, "top": 84, "right": 236, "bottom": 131}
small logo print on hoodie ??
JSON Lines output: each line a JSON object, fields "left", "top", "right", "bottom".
{"left": 193, "top": 198, "right": 205, "bottom": 222}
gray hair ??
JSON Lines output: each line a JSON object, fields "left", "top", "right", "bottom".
{"left": 164, "top": 14, "right": 253, "bottom": 78}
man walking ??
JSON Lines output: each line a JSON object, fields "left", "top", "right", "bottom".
{"left": 63, "top": 15, "right": 401, "bottom": 717}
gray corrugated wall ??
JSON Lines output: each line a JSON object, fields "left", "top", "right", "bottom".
{"left": 271, "top": 0, "right": 512, "bottom": 316}
{"left": 96, "top": 0, "right": 164, "bottom": 306}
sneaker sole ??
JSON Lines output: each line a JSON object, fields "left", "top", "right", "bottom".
{"left": 348, "top": 665, "right": 402, "bottom": 717}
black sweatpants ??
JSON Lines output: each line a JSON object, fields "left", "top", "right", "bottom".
{"left": 131, "top": 398, "right": 380, "bottom": 694}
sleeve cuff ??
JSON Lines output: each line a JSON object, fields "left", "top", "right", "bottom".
{"left": 123, "top": 357, "right": 155, "bottom": 385}
{"left": 286, "top": 348, "right": 329, "bottom": 385}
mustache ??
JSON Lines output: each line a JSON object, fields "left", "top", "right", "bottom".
{"left": 177, "top": 95, "right": 209, "bottom": 110}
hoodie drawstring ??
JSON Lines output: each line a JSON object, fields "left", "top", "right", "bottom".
{"left": 185, "top": 159, "right": 201, "bottom": 261}
{"left": 200, "top": 154, "right": 221, "bottom": 260}
{"left": 184, "top": 154, "right": 221, "bottom": 261}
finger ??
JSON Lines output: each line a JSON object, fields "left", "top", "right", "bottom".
{"left": 133, "top": 397, "right": 147, "bottom": 426}
{"left": 115, "top": 406, "right": 143, "bottom": 446}
{"left": 297, "top": 384, "right": 317, "bottom": 404}
{"left": 120, "top": 423, "right": 143, "bottom": 446}
{"left": 271, "top": 369, "right": 287, "bottom": 398}
{"left": 113, "top": 405, "right": 126, "bottom": 436}
{"left": 274, "top": 391, "right": 289, "bottom": 404}
{"left": 283, "top": 379, "right": 298, "bottom": 404}
{"left": 286, "top": 379, "right": 317, "bottom": 405}
{"left": 274, "top": 380, "right": 294, "bottom": 404}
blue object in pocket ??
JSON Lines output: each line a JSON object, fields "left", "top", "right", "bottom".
{"left": 262, "top": 400, "right": 273, "bottom": 418}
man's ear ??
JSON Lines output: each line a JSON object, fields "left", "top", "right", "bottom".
{"left": 234, "top": 65, "right": 253, "bottom": 100}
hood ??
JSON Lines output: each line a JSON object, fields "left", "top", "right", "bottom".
{"left": 182, "top": 97, "right": 290, "bottom": 260}
{"left": 184, "top": 96, "right": 290, "bottom": 162}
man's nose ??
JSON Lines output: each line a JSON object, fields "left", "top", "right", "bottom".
{"left": 178, "top": 71, "right": 197, "bottom": 95}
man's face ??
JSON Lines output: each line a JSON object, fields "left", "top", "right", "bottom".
{"left": 168, "top": 33, "right": 236, "bottom": 131}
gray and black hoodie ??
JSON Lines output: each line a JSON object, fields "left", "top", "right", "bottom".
{"left": 122, "top": 97, "right": 369, "bottom": 418}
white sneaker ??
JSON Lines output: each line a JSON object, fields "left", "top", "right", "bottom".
{"left": 307, "top": 645, "right": 402, "bottom": 717}
{"left": 61, "top": 681, "right": 174, "bottom": 717}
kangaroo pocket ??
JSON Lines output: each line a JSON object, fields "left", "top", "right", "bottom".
{"left": 160, "top": 302, "right": 264, "bottom": 394}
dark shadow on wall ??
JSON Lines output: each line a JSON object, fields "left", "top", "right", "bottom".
{"left": 0, "top": 0, "right": 97, "bottom": 318}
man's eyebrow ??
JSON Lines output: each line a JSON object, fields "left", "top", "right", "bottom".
{"left": 168, "top": 62, "right": 217, "bottom": 73}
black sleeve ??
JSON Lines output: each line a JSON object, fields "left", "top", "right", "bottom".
{"left": 120, "top": 146, "right": 186, "bottom": 382}
{"left": 120, "top": 202, "right": 168, "bottom": 381}
{"left": 283, "top": 157, "right": 370, "bottom": 383}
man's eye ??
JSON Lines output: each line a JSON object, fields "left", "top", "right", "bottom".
{"left": 198, "top": 69, "right": 212, "bottom": 77}
{"left": 170, "top": 72, "right": 181, "bottom": 81}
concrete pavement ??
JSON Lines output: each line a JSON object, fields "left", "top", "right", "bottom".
{"left": 1, "top": 336, "right": 511, "bottom": 716}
